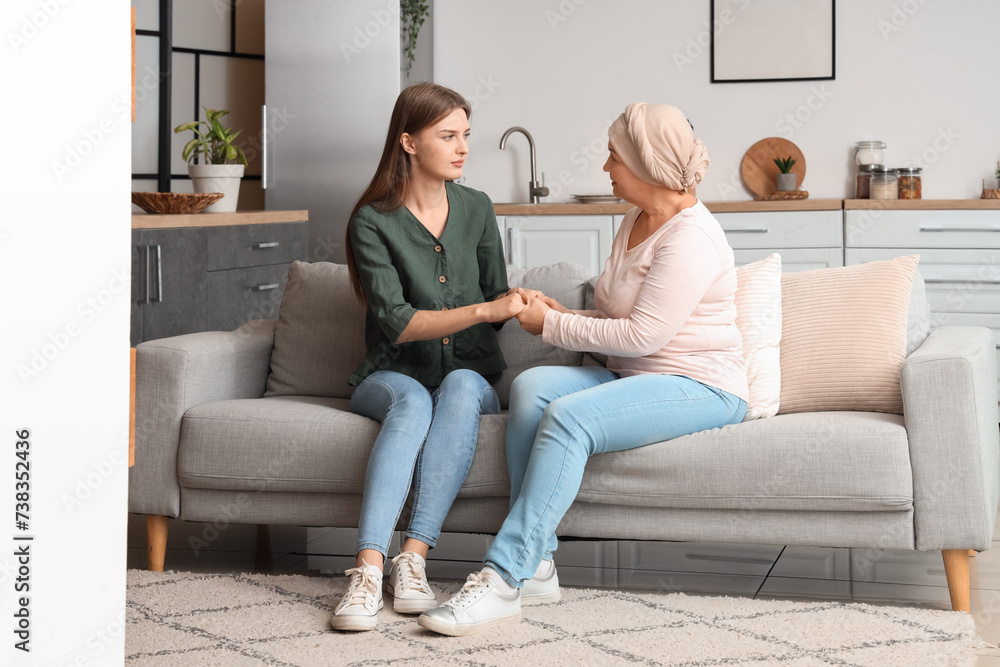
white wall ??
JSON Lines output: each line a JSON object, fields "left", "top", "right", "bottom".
{"left": 434, "top": 0, "right": 1000, "bottom": 203}
{"left": 2, "top": 2, "right": 130, "bottom": 665}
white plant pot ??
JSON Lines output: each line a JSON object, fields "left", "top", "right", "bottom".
{"left": 188, "top": 164, "right": 244, "bottom": 212}
{"left": 776, "top": 173, "right": 797, "bottom": 191}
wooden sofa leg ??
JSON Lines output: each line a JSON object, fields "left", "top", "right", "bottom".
{"left": 147, "top": 515, "right": 169, "bottom": 572}
{"left": 942, "top": 549, "right": 971, "bottom": 613}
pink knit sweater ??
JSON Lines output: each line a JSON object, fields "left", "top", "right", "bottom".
{"left": 542, "top": 202, "right": 749, "bottom": 402}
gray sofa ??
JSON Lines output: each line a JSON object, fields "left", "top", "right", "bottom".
{"left": 129, "top": 260, "right": 999, "bottom": 612}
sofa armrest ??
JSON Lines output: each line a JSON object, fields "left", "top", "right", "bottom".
{"left": 128, "top": 319, "right": 277, "bottom": 517}
{"left": 902, "top": 326, "right": 1000, "bottom": 550}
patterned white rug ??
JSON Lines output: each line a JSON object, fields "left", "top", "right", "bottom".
{"left": 127, "top": 569, "right": 980, "bottom": 666}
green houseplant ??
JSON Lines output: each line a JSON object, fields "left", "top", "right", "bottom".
{"left": 773, "top": 156, "right": 798, "bottom": 191}
{"left": 174, "top": 108, "right": 248, "bottom": 212}
{"left": 400, "top": 0, "right": 429, "bottom": 77}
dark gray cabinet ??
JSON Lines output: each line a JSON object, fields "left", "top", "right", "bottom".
{"left": 131, "top": 228, "right": 207, "bottom": 346}
{"left": 131, "top": 220, "right": 308, "bottom": 345}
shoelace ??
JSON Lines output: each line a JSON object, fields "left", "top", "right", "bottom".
{"left": 341, "top": 565, "right": 380, "bottom": 608}
{"left": 444, "top": 571, "right": 490, "bottom": 608}
{"left": 392, "top": 552, "right": 432, "bottom": 595}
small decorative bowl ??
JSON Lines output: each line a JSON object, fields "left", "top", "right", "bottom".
{"left": 131, "top": 191, "right": 225, "bottom": 214}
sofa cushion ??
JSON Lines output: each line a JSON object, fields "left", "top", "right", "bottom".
{"left": 576, "top": 411, "right": 913, "bottom": 512}
{"left": 265, "top": 262, "right": 367, "bottom": 399}
{"left": 494, "top": 262, "right": 592, "bottom": 407}
{"left": 179, "top": 400, "right": 913, "bottom": 514}
{"left": 178, "top": 396, "right": 376, "bottom": 493}
{"left": 778, "top": 255, "right": 919, "bottom": 415}
{"left": 735, "top": 253, "right": 782, "bottom": 420}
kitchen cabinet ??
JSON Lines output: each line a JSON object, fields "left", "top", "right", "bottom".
{"left": 613, "top": 207, "right": 844, "bottom": 273}
{"left": 131, "top": 227, "right": 207, "bottom": 345}
{"left": 845, "top": 204, "right": 1000, "bottom": 405}
{"left": 499, "top": 215, "right": 614, "bottom": 276}
{"left": 714, "top": 209, "right": 843, "bottom": 272}
{"left": 131, "top": 212, "right": 309, "bottom": 345}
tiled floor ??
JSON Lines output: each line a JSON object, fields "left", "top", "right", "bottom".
{"left": 126, "top": 511, "right": 1000, "bottom": 663}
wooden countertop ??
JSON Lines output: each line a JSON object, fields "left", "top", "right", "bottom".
{"left": 843, "top": 199, "right": 1000, "bottom": 210}
{"left": 495, "top": 199, "right": 842, "bottom": 216}
{"left": 495, "top": 199, "right": 1000, "bottom": 215}
{"left": 132, "top": 209, "right": 309, "bottom": 229}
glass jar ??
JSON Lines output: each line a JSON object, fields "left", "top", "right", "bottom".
{"left": 870, "top": 166, "right": 898, "bottom": 200}
{"left": 896, "top": 167, "right": 922, "bottom": 199}
{"left": 855, "top": 163, "right": 879, "bottom": 199}
{"left": 855, "top": 141, "right": 887, "bottom": 166}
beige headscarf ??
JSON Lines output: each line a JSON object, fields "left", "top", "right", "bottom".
{"left": 607, "top": 103, "right": 709, "bottom": 192}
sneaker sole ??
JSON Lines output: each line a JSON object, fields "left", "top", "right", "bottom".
{"left": 417, "top": 610, "right": 522, "bottom": 637}
{"left": 520, "top": 589, "right": 561, "bottom": 605}
{"left": 330, "top": 613, "right": 379, "bottom": 632}
{"left": 330, "top": 600, "right": 383, "bottom": 632}
{"left": 387, "top": 590, "right": 438, "bottom": 614}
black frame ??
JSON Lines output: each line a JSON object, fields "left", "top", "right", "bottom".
{"left": 710, "top": 0, "right": 836, "bottom": 84}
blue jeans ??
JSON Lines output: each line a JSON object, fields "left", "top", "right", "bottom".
{"left": 352, "top": 369, "right": 500, "bottom": 558}
{"left": 484, "top": 366, "right": 747, "bottom": 587}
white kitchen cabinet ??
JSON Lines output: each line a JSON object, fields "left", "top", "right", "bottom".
{"left": 715, "top": 210, "right": 844, "bottom": 272}
{"left": 501, "top": 215, "right": 614, "bottom": 276}
{"left": 846, "top": 208, "right": 1000, "bottom": 406}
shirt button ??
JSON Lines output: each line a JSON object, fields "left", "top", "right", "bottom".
{"left": 438, "top": 275, "right": 446, "bottom": 283}
{"left": 434, "top": 244, "right": 443, "bottom": 253}
{"left": 442, "top": 337, "right": 450, "bottom": 345}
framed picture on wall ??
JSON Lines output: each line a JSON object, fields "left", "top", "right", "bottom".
{"left": 711, "top": 0, "right": 835, "bottom": 83}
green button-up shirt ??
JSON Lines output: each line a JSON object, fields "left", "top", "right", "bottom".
{"left": 346, "top": 182, "right": 509, "bottom": 387}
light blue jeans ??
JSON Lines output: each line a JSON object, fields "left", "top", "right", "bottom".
{"left": 352, "top": 369, "right": 500, "bottom": 558}
{"left": 484, "top": 366, "right": 747, "bottom": 587}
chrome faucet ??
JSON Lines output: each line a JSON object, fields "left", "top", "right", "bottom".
{"left": 499, "top": 126, "right": 549, "bottom": 203}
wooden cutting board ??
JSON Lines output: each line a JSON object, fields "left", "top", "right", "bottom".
{"left": 741, "top": 137, "right": 807, "bottom": 197}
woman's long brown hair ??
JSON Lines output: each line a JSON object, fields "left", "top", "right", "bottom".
{"left": 346, "top": 82, "right": 472, "bottom": 300}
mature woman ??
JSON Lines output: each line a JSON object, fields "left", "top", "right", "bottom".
{"left": 331, "top": 82, "right": 525, "bottom": 631}
{"left": 418, "top": 103, "right": 749, "bottom": 637}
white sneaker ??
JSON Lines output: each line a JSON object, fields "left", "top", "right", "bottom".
{"left": 417, "top": 570, "right": 521, "bottom": 636}
{"left": 387, "top": 551, "right": 437, "bottom": 614}
{"left": 521, "top": 559, "right": 561, "bottom": 605}
{"left": 330, "top": 561, "right": 383, "bottom": 631}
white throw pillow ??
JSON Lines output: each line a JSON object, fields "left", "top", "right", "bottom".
{"left": 735, "top": 253, "right": 782, "bottom": 420}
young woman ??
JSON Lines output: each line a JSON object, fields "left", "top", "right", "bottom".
{"left": 331, "top": 82, "right": 525, "bottom": 631}
{"left": 418, "top": 103, "right": 750, "bottom": 636}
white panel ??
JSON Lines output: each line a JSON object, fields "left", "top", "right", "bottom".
{"left": 199, "top": 56, "right": 264, "bottom": 176}
{"left": 133, "top": 0, "right": 159, "bottom": 31}
{"left": 845, "top": 209, "right": 1000, "bottom": 249}
{"left": 4, "top": 2, "right": 130, "bottom": 660}
{"left": 131, "top": 34, "right": 160, "bottom": 175}
{"left": 170, "top": 52, "right": 196, "bottom": 177}
{"left": 735, "top": 247, "right": 842, "bottom": 272}
{"left": 506, "top": 215, "right": 613, "bottom": 276}
{"left": 716, "top": 210, "right": 842, "bottom": 249}
{"left": 174, "top": 0, "right": 231, "bottom": 51}
{"left": 235, "top": 0, "right": 265, "bottom": 55}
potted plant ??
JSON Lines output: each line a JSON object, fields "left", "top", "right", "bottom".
{"left": 773, "top": 156, "right": 797, "bottom": 191}
{"left": 174, "top": 108, "right": 248, "bottom": 212}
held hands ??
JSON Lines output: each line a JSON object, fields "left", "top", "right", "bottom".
{"left": 487, "top": 290, "right": 528, "bottom": 323}
{"left": 510, "top": 287, "right": 572, "bottom": 336}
